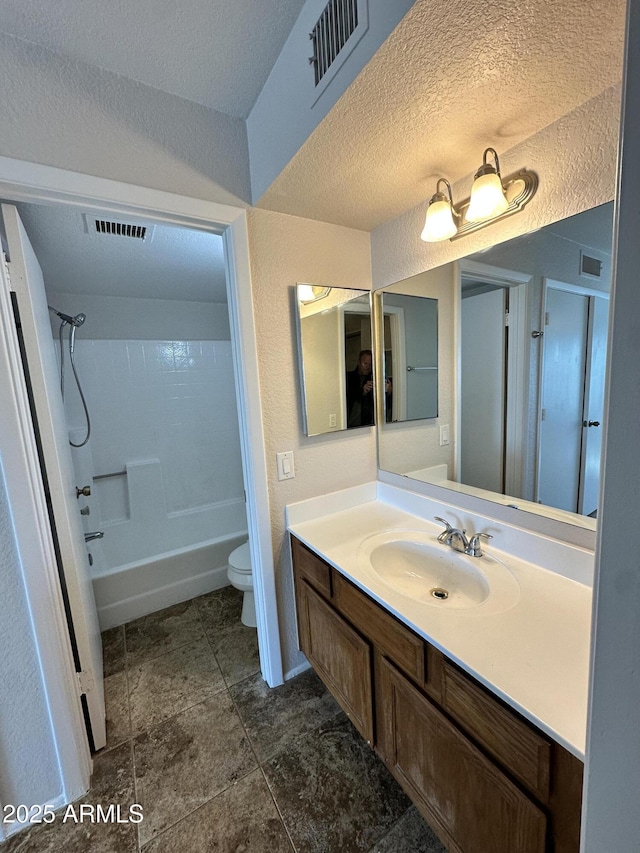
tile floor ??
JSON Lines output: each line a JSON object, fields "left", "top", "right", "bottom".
{"left": 2, "top": 587, "right": 446, "bottom": 852}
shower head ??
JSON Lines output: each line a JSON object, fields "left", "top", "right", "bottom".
{"left": 48, "top": 306, "right": 86, "bottom": 327}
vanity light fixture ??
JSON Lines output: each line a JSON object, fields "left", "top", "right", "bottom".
{"left": 420, "top": 147, "right": 538, "bottom": 242}
{"left": 298, "top": 284, "right": 331, "bottom": 303}
{"left": 466, "top": 148, "right": 509, "bottom": 222}
{"left": 421, "top": 178, "right": 458, "bottom": 242}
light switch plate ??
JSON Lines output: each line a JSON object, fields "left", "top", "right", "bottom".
{"left": 439, "top": 424, "right": 450, "bottom": 446}
{"left": 276, "top": 450, "right": 295, "bottom": 481}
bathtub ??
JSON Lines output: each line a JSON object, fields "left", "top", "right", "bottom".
{"left": 92, "top": 530, "right": 247, "bottom": 630}
{"left": 88, "top": 460, "right": 248, "bottom": 629}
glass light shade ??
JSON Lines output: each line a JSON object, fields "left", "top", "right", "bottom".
{"left": 421, "top": 199, "right": 458, "bottom": 242}
{"left": 466, "top": 172, "right": 509, "bottom": 222}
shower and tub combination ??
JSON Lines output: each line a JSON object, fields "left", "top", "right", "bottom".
{"left": 49, "top": 304, "right": 250, "bottom": 630}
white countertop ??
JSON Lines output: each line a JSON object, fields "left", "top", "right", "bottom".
{"left": 287, "top": 482, "right": 593, "bottom": 760}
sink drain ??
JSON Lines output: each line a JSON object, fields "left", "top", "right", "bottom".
{"left": 430, "top": 587, "right": 449, "bottom": 601}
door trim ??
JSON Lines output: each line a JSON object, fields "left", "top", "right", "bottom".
{"left": 0, "top": 155, "right": 283, "bottom": 782}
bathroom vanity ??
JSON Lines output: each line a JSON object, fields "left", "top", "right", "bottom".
{"left": 287, "top": 483, "right": 591, "bottom": 853}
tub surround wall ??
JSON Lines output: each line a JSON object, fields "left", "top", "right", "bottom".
{"left": 65, "top": 338, "right": 244, "bottom": 517}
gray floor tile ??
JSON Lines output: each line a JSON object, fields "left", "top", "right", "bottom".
{"left": 140, "top": 768, "right": 293, "bottom": 853}
{"left": 102, "top": 625, "right": 126, "bottom": 677}
{"left": 195, "top": 585, "right": 243, "bottom": 636}
{"left": 125, "top": 601, "right": 204, "bottom": 668}
{"left": 370, "top": 806, "right": 447, "bottom": 852}
{"left": 3, "top": 743, "right": 137, "bottom": 853}
{"left": 263, "top": 713, "right": 411, "bottom": 853}
{"left": 128, "top": 638, "right": 226, "bottom": 735}
{"left": 231, "top": 668, "right": 341, "bottom": 762}
{"left": 133, "top": 694, "right": 257, "bottom": 846}
{"left": 207, "top": 621, "right": 260, "bottom": 687}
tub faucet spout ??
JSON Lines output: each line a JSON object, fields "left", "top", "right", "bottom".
{"left": 84, "top": 531, "right": 104, "bottom": 542}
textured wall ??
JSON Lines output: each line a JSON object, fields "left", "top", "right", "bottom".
{"left": 371, "top": 85, "right": 621, "bottom": 288}
{"left": 247, "top": 0, "right": 415, "bottom": 202}
{"left": 246, "top": 209, "right": 374, "bottom": 676}
{"left": 0, "top": 32, "right": 251, "bottom": 207}
{"left": 0, "top": 464, "right": 62, "bottom": 814}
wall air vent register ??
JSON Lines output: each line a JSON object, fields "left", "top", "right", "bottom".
{"left": 309, "top": 0, "right": 368, "bottom": 102}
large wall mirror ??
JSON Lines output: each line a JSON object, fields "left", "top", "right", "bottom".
{"left": 295, "top": 284, "right": 376, "bottom": 436}
{"left": 376, "top": 201, "right": 613, "bottom": 529}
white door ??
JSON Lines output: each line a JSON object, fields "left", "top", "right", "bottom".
{"left": 579, "top": 295, "right": 608, "bottom": 516}
{"left": 537, "top": 285, "right": 589, "bottom": 513}
{"left": 461, "top": 287, "right": 506, "bottom": 493}
{"left": 2, "top": 204, "right": 106, "bottom": 750}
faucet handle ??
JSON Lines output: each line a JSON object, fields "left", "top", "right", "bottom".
{"left": 466, "top": 532, "right": 493, "bottom": 557}
{"left": 434, "top": 516, "right": 454, "bottom": 543}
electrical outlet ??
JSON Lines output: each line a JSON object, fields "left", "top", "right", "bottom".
{"left": 439, "top": 424, "right": 450, "bottom": 446}
{"left": 329, "top": 413, "right": 337, "bottom": 428}
{"left": 276, "top": 450, "right": 295, "bottom": 481}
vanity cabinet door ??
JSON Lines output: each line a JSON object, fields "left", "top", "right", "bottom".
{"left": 376, "top": 654, "right": 547, "bottom": 853}
{"left": 297, "top": 579, "right": 374, "bottom": 744}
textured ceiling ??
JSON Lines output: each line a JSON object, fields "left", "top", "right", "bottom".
{"left": 257, "top": 0, "right": 627, "bottom": 230}
{"left": 0, "top": 0, "right": 305, "bottom": 118}
{"left": 14, "top": 202, "right": 227, "bottom": 303}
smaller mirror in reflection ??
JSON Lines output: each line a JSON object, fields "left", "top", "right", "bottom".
{"left": 296, "top": 284, "right": 374, "bottom": 436}
{"left": 379, "top": 292, "right": 438, "bottom": 422}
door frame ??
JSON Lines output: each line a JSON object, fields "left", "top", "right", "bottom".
{"left": 458, "top": 259, "right": 531, "bottom": 497}
{"left": 0, "top": 155, "right": 282, "bottom": 784}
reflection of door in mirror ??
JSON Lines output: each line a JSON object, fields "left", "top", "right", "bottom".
{"left": 537, "top": 281, "right": 608, "bottom": 516}
{"left": 460, "top": 285, "right": 507, "bottom": 494}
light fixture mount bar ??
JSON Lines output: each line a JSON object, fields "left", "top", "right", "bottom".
{"left": 451, "top": 168, "right": 538, "bottom": 240}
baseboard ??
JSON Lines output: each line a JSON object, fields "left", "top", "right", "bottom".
{"left": 284, "top": 659, "right": 311, "bottom": 681}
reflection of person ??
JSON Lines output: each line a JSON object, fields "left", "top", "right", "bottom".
{"left": 346, "top": 350, "right": 374, "bottom": 427}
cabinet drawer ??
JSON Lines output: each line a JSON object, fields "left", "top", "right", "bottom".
{"left": 333, "top": 572, "right": 426, "bottom": 687}
{"left": 377, "top": 655, "right": 547, "bottom": 853}
{"left": 298, "top": 580, "right": 374, "bottom": 744}
{"left": 442, "top": 660, "right": 551, "bottom": 803}
{"left": 291, "top": 536, "right": 332, "bottom": 599}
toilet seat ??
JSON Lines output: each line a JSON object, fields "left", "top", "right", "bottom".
{"left": 229, "top": 541, "right": 251, "bottom": 574}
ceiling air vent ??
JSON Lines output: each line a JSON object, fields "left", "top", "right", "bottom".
{"left": 95, "top": 219, "right": 147, "bottom": 239}
{"left": 310, "top": 0, "right": 361, "bottom": 86}
{"left": 580, "top": 251, "right": 603, "bottom": 279}
{"left": 83, "top": 213, "right": 154, "bottom": 242}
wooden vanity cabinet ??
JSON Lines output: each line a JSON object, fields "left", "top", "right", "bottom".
{"left": 290, "top": 535, "right": 583, "bottom": 853}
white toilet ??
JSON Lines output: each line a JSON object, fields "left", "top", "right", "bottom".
{"left": 227, "top": 541, "right": 256, "bottom": 628}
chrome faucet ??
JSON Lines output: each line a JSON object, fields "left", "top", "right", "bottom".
{"left": 84, "top": 531, "right": 104, "bottom": 543}
{"left": 434, "top": 517, "right": 493, "bottom": 557}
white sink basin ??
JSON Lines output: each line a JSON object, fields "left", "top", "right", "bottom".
{"left": 357, "top": 530, "right": 520, "bottom": 613}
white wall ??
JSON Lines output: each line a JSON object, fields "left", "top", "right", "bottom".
{"left": 378, "top": 264, "right": 456, "bottom": 477}
{"left": 0, "top": 466, "right": 62, "bottom": 820}
{"left": 246, "top": 208, "right": 374, "bottom": 677}
{"left": 247, "top": 0, "right": 415, "bottom": 202}
{"left": 0, "top": 32, "right": 251, "bottom": 207}
{"left": 47, "top": 292, "right": 231, "bottom": 341}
